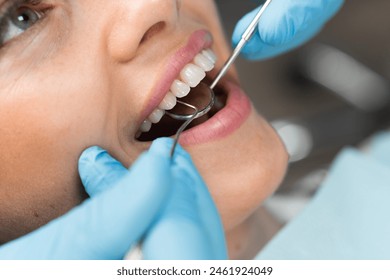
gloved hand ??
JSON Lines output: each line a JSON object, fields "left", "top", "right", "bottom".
{"left": 143, "top": 143, "right": 228, "bottom": 260}
{"left": 232, "top": 0, "right": 344, "bottom": 60}
{"left": 0, "top": 138, "right": 227, "bottom": 260}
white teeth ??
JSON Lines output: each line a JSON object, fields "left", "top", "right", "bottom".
{"left": 194, "top": 53, "right": 214, "bottom": 72}
{"left": 137, "top": 48, "right": 217, "bottom": 138}
{"left": 148, "top": 108, "right": 165, "bottom": 124}
{"left": 140, "top": 120, "right": 152, "bottom": 133}
{"left": 202, "top": 49, "right": 217, "bottom": 64}
{"left": 170, "top": 80, "right": 190, "bottom": 98}
{"left": 158, "top": 91, "right": 177, "bottom": 110}
{"left": 180, "top": 63, "right": 206, "bottom": 88}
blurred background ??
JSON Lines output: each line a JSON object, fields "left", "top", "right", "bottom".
{"left": 215, "top": 0, "right": 390, "bottom": 223}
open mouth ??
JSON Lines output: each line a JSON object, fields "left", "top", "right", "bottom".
{"left": 136, "top": 49, "right": 228, "bottom": 142}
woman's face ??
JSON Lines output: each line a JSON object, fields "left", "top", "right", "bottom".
{"left": 0, "top": 0, "right": 288, "bottom": 244}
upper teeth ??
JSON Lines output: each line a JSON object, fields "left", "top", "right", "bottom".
{"left": 138, "top": 49, "right": 217, "bottom": 134}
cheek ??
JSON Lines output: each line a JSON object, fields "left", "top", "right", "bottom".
{"left": 0, "top": 116, "right": 87, "bottom": 243}
{"left": 187, "top": 111, "right": 288, "bottom": 231}
{"left": 0, "top": 75, "right": 110, "bottom": 242}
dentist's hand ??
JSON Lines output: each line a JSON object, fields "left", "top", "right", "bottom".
{"left": 0, "top": 140, "right": 173, "bottom": 259}
{"left": 232, "top": 0, "right": 344, "bottom": 60}
{"left": 143, "top": 143, "right": 228, "bottom": 260}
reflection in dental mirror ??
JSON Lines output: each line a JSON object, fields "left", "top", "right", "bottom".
{"left": 166, "top": 82, "right": 215, "bottom": 120}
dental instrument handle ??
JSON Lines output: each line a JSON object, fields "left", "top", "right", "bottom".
{"left": 209, "top": 40, "right": 245, "bottom": 90}
{"left": 210, "top": 0, "right": 273, "bottom": 90}
{"left": 170, "top": 101, "right": 199, "bottom": 157}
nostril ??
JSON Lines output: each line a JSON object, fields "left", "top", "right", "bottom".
{"left": 140, "top": 22, "right": 166, "bottom": 44}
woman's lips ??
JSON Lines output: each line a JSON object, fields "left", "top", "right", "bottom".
{"left": 136, "top": 29, "right": 252, "bottom": 145}
{"left": 179, "top": 80, "right": 252, "bottom": 145}
{"left": 139, "top": 29, "right": 213, "bottom": 123}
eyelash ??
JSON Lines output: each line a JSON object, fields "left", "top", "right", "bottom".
{"left": 0, "top": 0, "right": 51, "bottom": 47}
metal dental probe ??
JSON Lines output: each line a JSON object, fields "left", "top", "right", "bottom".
{"left": 210, "top": 0, "right": 273, "bottom": 89}
{"left": 169, "top": 0, "right": 273, "bottom": 157}
{"left": 169, "top": 101, "right": 199, "bottom": 157}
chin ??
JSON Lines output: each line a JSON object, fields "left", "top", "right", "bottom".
{"left": 186, "top": 108, "right": 289, "bottom": 231}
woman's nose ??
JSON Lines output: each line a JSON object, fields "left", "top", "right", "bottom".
{"left": 107, "top": 0, "right": 180, "bottom": 62}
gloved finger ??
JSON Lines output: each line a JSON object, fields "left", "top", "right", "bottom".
{"left": 232, "top": 0, "right": 344, "bottom": 60}
{"left": 0, "top": 138, "right": 175, "bottom": 260}
{"left": 143, "top": 145, "right": 226, "bottom": 259}
{"left": 79, "top": 146, "right": 128, "bottom": 196}
{"left": 239, "top": 23, "right": 322, "bottom": 60}
{"left": 257, "top": 0, "right": 343, "bottom": 45}
{"left": 172, "top": 146, "right": 227, "bottom": 259}
{"left": 143, "top": 161, "right": 213, "bottom": 260}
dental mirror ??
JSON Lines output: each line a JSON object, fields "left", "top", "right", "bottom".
{"left": 166, "top": 82, "right": 215, "bottom": 121}
{"left": 167, "top": 82, "right": 213, "bottom": 156}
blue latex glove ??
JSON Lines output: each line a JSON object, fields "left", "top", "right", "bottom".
{"left": 82, "top": 138, "right": 227, "bottom": 260}
{"left": 143, "top": 144, "right": 227, "bottom": 259}
{"left": 232, "top": 0, "right": 344, "bottom": 60}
